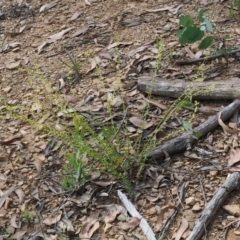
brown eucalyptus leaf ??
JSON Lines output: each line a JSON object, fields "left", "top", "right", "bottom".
{"left": 6, "top": 61, "right": 21, "bottom": 70}
{"left": 10, "top": 214, "right": 19, "bottom": 228}
{"left": 33, "top": 161, "right": 42, "bottom": 174}
{"left": 175, "top": 217, "right": 188, "bottom": 240}
{"left": 228, "top": 148, "right": 240, "bottom": 166}
{"left": 88, "top": 221, "right": 100, "bottom": 238}
{"left": 154, "top": 204, "right": 174, "bottom": 232}
{"left": 84, "top": 0, "right": 91, "bottom": 5}
{"left": 64, "top": 94, "right": 80, "bottom": 103}
{"left": 58, "top": 78, "right": 65, "bottom": 90}
{"left": 129, "top": 116, "right": 153, "bottom": 129}
{"left": 48, "top": 28, "right": 74, "bottom": 43}
{"left": 69, "top": 11, "right": 82, "bottom": 22}
{"left": 145, "top": 192, "right": 164, "bottom": 202}
{"left": 15, "top": 189, "right": 25, "bottom": 204}
{"left": 11, "top": 230, "right": 26, "bottom": 240}
{"left": 0, "top": 187, "right": 15, "bottom": 209}
{"left": 91, "top": 180, "right": 116, "bottom": 187}
{"left": 218, "top": 112, "right": 239, "bottom": 134}
{"left": 103, "top": 204, "right": 127, "bottom": 223}
{"left": 119, "top": 217, "right": 140, "bottom": 230}
{"left": 80, "top": 211, "right": 101, "bottom": 238}
{"left": 72, "top": 25, "right": 90, "bottom": 37}
{"left": 40, "top": 1, "right": 58, "bottom": 13}
{"left": 43, "top": 210, "right": 62, "bottom": 226}
{"left": 143, "top": 97, "right": 167, "bottom": 110}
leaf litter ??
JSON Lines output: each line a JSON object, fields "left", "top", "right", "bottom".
{"left": 1, "top": 0, "right": 240, "bottom": 239}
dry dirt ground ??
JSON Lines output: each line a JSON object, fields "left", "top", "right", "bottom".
{"left": 1, "top": 0, "right": 240, "bottom": 239}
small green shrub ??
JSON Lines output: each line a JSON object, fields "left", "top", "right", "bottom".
{"left": 22, "top": 210, "right": 33, "bottom": 224}
{"left": 1, "top": 40, "right": 214, "bottom": 194}
{"left": 177, "top": 9, "right": 214, "bottom": 50}
{"left": 230, "top": 0, "right": 240, "bottom": 16}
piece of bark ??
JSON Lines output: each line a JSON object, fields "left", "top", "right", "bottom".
{"left": 187, "top": 172, "right": 240, "bottom": 240}
{"left": 137, "top": 76, "right": 240, "bottom": 100}
{"left": 117, "top": 190, "right": 156, "bottom": 240}
{"left": 147, "top": 100, "right": 240, "bottom": 159}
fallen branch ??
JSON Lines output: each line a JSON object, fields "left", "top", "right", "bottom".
{"left": 117, "top": 190, "right": 156, "bottom": 240}
{"left": 137, "top": 76, "right": 240, "bottom": 100}
{"left": 187, "top": 172, "right": 240, "bottom": 240}
{"left": 175, "top": 49, "right": 240, "bottom": 65}
{"left": 147, "top": 100, "right": 240, "bottom": 159}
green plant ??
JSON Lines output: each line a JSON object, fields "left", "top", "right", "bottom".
{"left": 183, "top": 121, "right": 202, "bottom": 140}
{"left": 61, "top": 149, "right": 88, "bottom": 190}
{"left": 229, "top": 0, "right": 240, "bottom": 16}
{"left": 59, "top": 51, "right": 81, "bottom": 84}
{"left": 177, "top": 9, "right": 214, "bottom": 50}
{"left": 22, "top": 210, "right": 33, "bottom": 224}
{"left": 1, "top": 39, "right": 214, "bottom": 195}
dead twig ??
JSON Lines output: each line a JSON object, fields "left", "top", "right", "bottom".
{"left": 187, "top": 172, "right": 240, "bottom": 240}
{"left": 175, "top": 49, "right": 240, "bottom": 65}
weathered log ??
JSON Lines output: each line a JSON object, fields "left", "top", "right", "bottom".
{"left": 147, "top": 100, "right": 240, "bottom": 159}
{"left": 137, "top": 76, "right": 240, "bottom": 100}
{"left": 187, "top": 172, "right": 240, "bottom": 240}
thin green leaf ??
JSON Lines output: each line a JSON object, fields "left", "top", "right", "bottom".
{"left": 192, "top": 132, "right": 202, "bottom": 140}
{"left": 179, "top": 15, "right": 193, "bottom": 27}
{"left": 198, "top": 36, "right": 213, "bottom": 49}
{"left": 198, "top": 9, "right": 205, "bottom": 22}
{"left": 183, "top": 121, "right": 193, "bottom": 134}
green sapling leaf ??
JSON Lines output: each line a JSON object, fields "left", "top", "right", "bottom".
{"left": 237, "top": 0, "right": 240, "bottom": 11}
{"left": 200, "top": 25, "right": 206, "bottom": 31}
{"left": 203, "top": 18, "right": 213, "bottom": 32}
{"left": 224, "top": 34, "right": 230, "bottom": 40}
{"left": 177, "top": 100, "right": 193, "bottom": 109}
{"left": 192, "top": 132, "right": 202, "bottom": 140}
{"left": 177, "top": 28, "right": 186, "bottom": 39}
{"left": 229, "top": 1, "right": 235, "bottom": 16}
{"left": 183, "top": 121, "right": 193, "bottom": 134}
{"left": 198, "top": 36, "right": 213, "bottom": 49}
{"left": 216, "top": 49, "right": 224, "bottom": 55}
{"left": 198, "top": 9, "right": 205, "bottom": 22}
{"left": 179, "top": 15, "right": 193, "bottom": 27}
{"left": 179, "top": 27, "right": 204, "bottom": 44}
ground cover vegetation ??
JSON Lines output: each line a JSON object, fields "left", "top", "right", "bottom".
{"left": 1, "top": 0, "right": 240, "bottom": 239}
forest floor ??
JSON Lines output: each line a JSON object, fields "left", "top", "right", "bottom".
{"left": 1, "top": 0, "right": 240, "bottom": 239}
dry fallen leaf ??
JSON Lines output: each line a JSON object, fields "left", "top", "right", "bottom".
{"left": 118, "top": 217, "right": 140, "bottom": 230}
{"left": 6, "top": 61, "right": 21, "bottom": 70}
{"left": 228, "top": 148, "right": 240, "bottom": 166}
{"left": 64, "top": 94, "right": 80, "bottom": 103}
{"left": 72, "top": 24, "right": 94, "bottom": 37}
{"left": 175, "top": 217, "right": 188, "bottom": 240}
{"left": 129, "top": 116, "right": 153, "bottom": 129}
{"left": 0, "top": 187, "right": 15, "bottom": 209}
{"left": 218, "top": 112, "right": 239, "bottom": 134}
{"left": 10, "top": 214, "right": 19, "bottom": 228}
{"left": 33, "top": 161, "right": 42, "bottom": 174}
{"left": 39, "top": 0, "right": 58, "bottom": 13}
{"left": 43, "top": 210, "right": 62, "bottom": 225}
{"left": 154, "top": 204, "right": 174, "bottom": 232}
{"left": 104, "top": 204, "right": 126, "bottom": 223}
{"left": 11, "top": 230, "right": 26, "bottom": 240}
{"left": 15, "top": 189, "right": 25, "bottom": 204}
{"left": 69, "top": 11, "right": 82, "bottom": 22}
{"left": 79, "top": 210, "right": 101, "bottom": 239}
{"left": 38, "top": 28, "right": 74, "bottom": 53}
